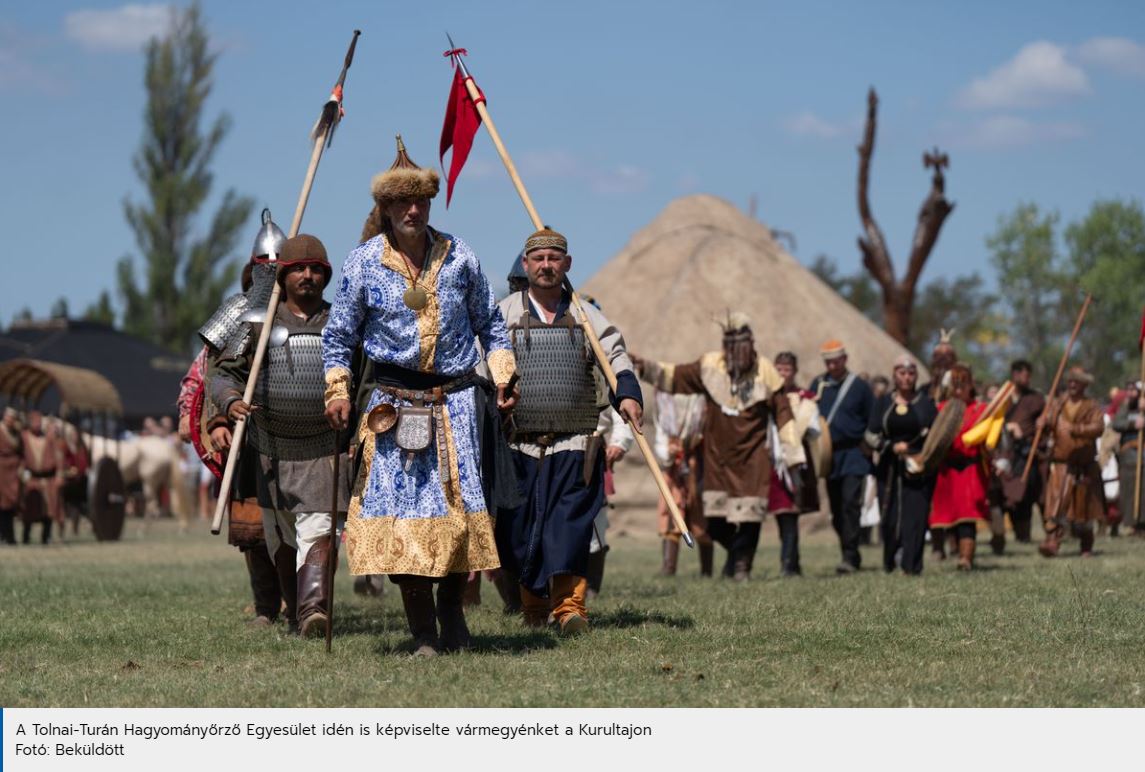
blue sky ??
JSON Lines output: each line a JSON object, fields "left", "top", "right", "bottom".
{"left": 2, "top": 0, "right": 1143, "bottom": 321}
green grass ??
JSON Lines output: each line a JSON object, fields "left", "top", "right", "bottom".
{"left": 3, "top": 518, "right": 1145, "bottom": 707}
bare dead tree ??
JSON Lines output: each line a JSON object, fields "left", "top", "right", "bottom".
{"left": 856, "top": 87, "right": 954, "bottom": 345}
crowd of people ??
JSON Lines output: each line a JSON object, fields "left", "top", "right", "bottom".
{"left": 174, "top": 136, "right": 1145, "bottom": 657}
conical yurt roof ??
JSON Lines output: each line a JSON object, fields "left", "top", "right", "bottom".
{"left": 582, "top": 194, "right": 925, "bottom": 381}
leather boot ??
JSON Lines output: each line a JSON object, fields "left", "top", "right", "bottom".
{"left": 1038, "top": 527, "right": 1062, "bottom": 558}
{"left": 659, "top": 538, "right": 679, "bottom": 576}
{"left": 931, "top": 529, "right": 946, "bottom": 560}
{"left": 274, "top": 544, "right": 299, "bottom": 632}
{"left": 733, "top": 556, "right": 751, "bottom": 582}
{"left": 245, "top": 544, "right": 281, "bottom": 623}
{"left": 493, "top": 569, "right": 522, "bottom": 615}
{"left": 298, "top": 535, "right": 333, "bottom": 638}
{"left": 957, "top": 537, "right": 976, "bottom": 571}
{"left": 698, "top": 543, "right": 714, "bottom": 577}
{"left": 399, "top": 578, "right": 440, "bottom": 656}
{"left": 436, "top": 572, "right": 472, "bottom": 653}
{"left": 1079, "top": 528, "right": 1095, "bottom": 556}
{"left": 551, "top": 575, "right": 589, "bottom": 636}
{"left": 520, "top": 585, "right": 549, "bottom": 628}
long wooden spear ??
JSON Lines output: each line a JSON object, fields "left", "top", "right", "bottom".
{"left": 1134, "top": 314, "right": 1145, "bottom": 528}
{"left": 1020, "top": 292, "right": 1092, "bottom": 485}
{"left": 445, "top": 38, "right": 694, "bottom": 548}
{"left": 212, "top": 30, "right": 361, "bottom": 535}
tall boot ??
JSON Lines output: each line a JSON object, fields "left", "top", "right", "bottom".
{"left": 519, "top": 585, "right": 549, "bottom": 628}
{"left": 585, "top": 549, "right": 606, "bottom": 598}
{"left": 274, "top": 544, "right": 299, "bottom": 632}
{"left": 297, "top": 534, "right": 333, "bottom": 638}
{"left": 930, "top": 528, "right": 946, "bottom": 560}
{"left": 244, "top": 544, "right": 282, "bottom": 624}
{"left": 1038, "top": 526, "right": 1062, "bottom": 558}
{"left": 493, "top": 569, "right": 522, "bottom": 615}
{"left": 551, "top": 575, "right": 589, "bottom": 636}
{"left": 1079, "top": 528, "right": 1095, "bottom": 557}
{"left": 0, "top": 510, "right": 16, "bottom": 544}
{"left": 659, "top": 538, "right": 679, "bottom": 576}
{"left": 698, "top": 542, "right": 714, "bottom": 577}
{"left": 436, "top": 572, "right": 472, "bottom": 653}
{"left": 399, "top": 578, "right": 440, "bottom": 657}
{"left": 957, "top": 537, "right": 976, "bottom": 571}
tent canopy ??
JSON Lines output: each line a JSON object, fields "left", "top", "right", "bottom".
{"left": 0, "top": 358, "right": 123, "bottom": 416}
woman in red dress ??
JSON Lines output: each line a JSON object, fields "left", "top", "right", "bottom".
{"left": 929, "top": 364, "right": 989, "bottom": 570}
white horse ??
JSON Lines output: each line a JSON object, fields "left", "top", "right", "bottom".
{"left": 86, "top": 434, "right": 194, "bottom": 525}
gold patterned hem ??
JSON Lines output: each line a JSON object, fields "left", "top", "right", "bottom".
{"left": 344, "top": 509, "right": 500, "bottom": 577}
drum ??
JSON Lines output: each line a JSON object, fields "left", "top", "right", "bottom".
{"left": 905, "top": 399, "right": 965, "bottom": 477}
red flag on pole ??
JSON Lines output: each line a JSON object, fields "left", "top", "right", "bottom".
{"left": 439, "top": 64, "right": 484, "bottom": 206}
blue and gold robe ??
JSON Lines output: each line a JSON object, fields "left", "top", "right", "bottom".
{"left": 322, "top": 229, "right": 514, "bottom": 577}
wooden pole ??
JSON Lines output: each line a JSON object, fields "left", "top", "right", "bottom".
{"left": 211, "top": 134, "right": 329, "bottom": 535}
{"left": 1021, "top": 293, "right": 1093, "bottom": 484}
{"left": 1133, "top": 338, "right": 1145, "bottom": 526}
{"left": 456, "top": 69, "right": 694, "bottom": 547}
{"left": 325, "top": 437, "right": 339, "bottom": 653}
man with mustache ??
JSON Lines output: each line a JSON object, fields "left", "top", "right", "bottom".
{"left": 495, "top": 228, "right": 642, "bottom": 635}
{"left": 323, "top": 137, "right": 517, "bottom": 657}
{"left": 635, "top": 313, "right": 803, "bottom": 581}
{"left": 211, "top": 234, "right": 350, "bottom": 637}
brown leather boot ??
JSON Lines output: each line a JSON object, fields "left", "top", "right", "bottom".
{"left": 245, "top": 543, "right": 281, "bottom": 622}
{"left": 957, "top": 537, "right": 976, "bottom": 571}
{"left": 1038, "top": 527, "right": 1062, "bottom": 558}
{"left": 399, "top": 578, "right": 440, "bottom": 657}
{"left": 298, "top": 535, "right": 333, "bottom": 638}
{"left": 659, "top": 538, "right": 679, "bottom": 576}
{"left": 698, "top": 543, "right": 714, "bottom": 577}
{"left": 493, "top": 569, "right": 522, "bottom": 614}
{"left": 436, "top": 572, "right": 472, "bottom": 653}
{"left": 274, "top": 544, "right": 299, "bottom": 633}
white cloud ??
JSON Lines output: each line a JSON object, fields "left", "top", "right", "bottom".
{"left": 946, "top": 115, "right": 1085, "bottom": 149}
{"left": 517, "top": 150, "right": 648, "bottom": 195}
{"left": 1077, "top": 36, "right": 1145, "bottom": 78}
{"left": 64, "top": 4, "right": 171, "bottom": 52}
{"left": 957, "top": 41, "right": 1090, "bottom": 109}
{"left": 782, "top": 111, "right": 845, "bottom": 139}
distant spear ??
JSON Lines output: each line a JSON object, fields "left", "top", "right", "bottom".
{"left": 311, "top": 29, "right": 361, "bottom": 148}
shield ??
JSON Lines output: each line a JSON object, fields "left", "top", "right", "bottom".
{"left": 88, "top": 457, "right": 127, "bottom": 542}
{"left": 905, "top": 399, "right": 966, "bottom": 478}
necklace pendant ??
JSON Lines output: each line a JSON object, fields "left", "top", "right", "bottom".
{"left": 403, "top": 287, "right": 428, "bottom": 311}
{"left": 895, "top": 404, "right": 908, "bottom": 415}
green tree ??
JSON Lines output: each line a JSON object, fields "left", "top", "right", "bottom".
{"left": 809, "top": 255, "right": 883, "bottom": 325}
{"left": 83, "top": 291, "right": 117, "bottom": 326}
{"left": 986, "top": 203, "right": 1070, "bottom": 384}
{"left": 50, "top": 297, "right": 69, "bottom": 319}
{"left": 909, "top": 273, "right": 1008, "bottom": 382}
{"left": 1066, "top": 198, "right": 1145, "bottom": 388}
{"left": 117, "top": 3, "right": 253, "bottom": 354}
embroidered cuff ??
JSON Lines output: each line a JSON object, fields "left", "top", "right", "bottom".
{"left": 486, "top": 348, "right": 516, "bottom": 386}
{"left": 324, "top": 367, "right": 352, "bottom": 407}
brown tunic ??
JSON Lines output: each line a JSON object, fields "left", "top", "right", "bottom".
{"left": 1042, "top": 396, "right": 1104, "bottom": 525}
{"left": 21, "top": 430, "right": 62, "bottom": 523}
{"left": 1006, "top": 388, "right": 1045, "bottom": 441}
{"left": 649, "top": 352, "right": 795, "bottom": 500}
{"left": 0, "top": 424, "right": 22, "bottom": 511}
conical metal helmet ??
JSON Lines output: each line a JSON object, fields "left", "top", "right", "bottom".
{"left": 251, "top": 208, "right": 287, "bottom": 260}
{"left": 507, "top": 250, "right": 529, "bottom": 292}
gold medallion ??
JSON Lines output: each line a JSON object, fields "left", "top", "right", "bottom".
{"left": 895, "top": 404, "right": 908, "bottom": 416}
{"left": 403, "top": 287, "right": 428, "bottom": 311}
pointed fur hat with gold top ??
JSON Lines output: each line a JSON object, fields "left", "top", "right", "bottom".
{"left": 360, "top": 135, "right": 441, "bottom": 242}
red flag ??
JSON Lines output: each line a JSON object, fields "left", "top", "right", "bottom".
{"left": 439, "top": 66, "right": 484, "bottom": 207}
{"left": 1139, "top": 307, "right": 1145, "bottom": 349}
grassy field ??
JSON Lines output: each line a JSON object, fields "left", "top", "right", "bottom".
{"left": 2, "top": 515, "right": 1145, "bottom": 708}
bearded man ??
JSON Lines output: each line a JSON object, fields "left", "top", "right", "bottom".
{"left": 635, "top": 313, "right": 802, "bottom": 581}
{"left": 211, "top": 234, "right": 350, "bottom": 637}
{"left": 322, "top": 136, "right": 517, "bottom": 656}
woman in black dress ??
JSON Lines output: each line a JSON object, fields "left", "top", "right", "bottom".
{"left": 865, "top": 356, "right": 938, "bottom": 574}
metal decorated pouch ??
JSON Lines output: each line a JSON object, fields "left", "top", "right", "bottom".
{"left": 395, "top": 404, "right": 434, "bottom": 454}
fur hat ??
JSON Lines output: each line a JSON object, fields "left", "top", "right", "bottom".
{"left": 524, "top": 227, "right": 568, "bottom": 255}
{"left": 361, "top": 135, "right": 440, "bottom": 242}
{"left": 717, "top": 310, "right": 753, "bottom": 337}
